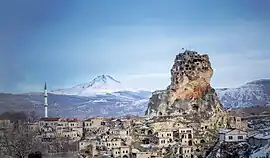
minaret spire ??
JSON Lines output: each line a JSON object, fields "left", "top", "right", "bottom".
{"left": 44, "top": 82, "right": 47, "bottom": 90}
{"left": 44, "top": 82, "right": 48, "bottom": 118}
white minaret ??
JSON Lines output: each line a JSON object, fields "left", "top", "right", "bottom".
{"left": 44, "top": 82, "right": 48, "bottom": 118}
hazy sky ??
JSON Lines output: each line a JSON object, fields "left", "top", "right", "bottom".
{"left": 0, "top": 0, "right": 270, "bottom": 93}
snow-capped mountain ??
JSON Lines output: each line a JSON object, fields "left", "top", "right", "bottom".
{"left": 0, "top": 78, "right": 270, "bottom": 118}
{"left": 216, "top": 79, "right": 270, "bottom": 108}
{"left": 51, "top": 75, "right": 128, "bottom": 96}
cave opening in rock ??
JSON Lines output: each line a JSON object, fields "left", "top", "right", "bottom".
{"left": 188, "top": 140, "right": 192, "bottom": 146}
{"left": 142, "top": 138, "right": 150, "bottom": 144}
{"left": 192, "top": 104, "right": 199, "bottom": 111}
{"left": 200, "top": 139, "right": 205, "bottom": 144}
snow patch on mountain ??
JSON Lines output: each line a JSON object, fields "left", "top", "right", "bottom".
{"left": 51, "top": 75, "right": 129, "bottom": 96}
{"left": 216, "top": 79, "right": 270, "bottom": 108}
{"left": 51, "top": 75, "right": 152, "bottom": 97}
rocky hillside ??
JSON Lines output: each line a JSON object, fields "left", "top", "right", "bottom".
{"left": 0, "top": 77, "right": 270, "bottom": 118}
{"left": 0, "top": 79, "right": 270, "bottom": 118}
{"left": 216, "top": 79, "right": 270, "bottom": 108}
{"left": 145, "top": 50, "right": 228, "bottom": 157}
{"left": 145, "top": 50, "right": 226, "bottom": 118}
{"left": 0, "top": 91, "right": 151, "bottom": 118}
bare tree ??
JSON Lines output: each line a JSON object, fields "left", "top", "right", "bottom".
{"left": 44, "top": 135, "right": 78, "bottom": 157}
{"left": 0, "top": 123, "right": 43, "bottom": 158}
{"left": 28, "top": 111, "right": 39, "bottom": 123}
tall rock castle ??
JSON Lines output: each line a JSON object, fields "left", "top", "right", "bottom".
{"left": 145, "top": 50, "right": 228, "bottom": 157}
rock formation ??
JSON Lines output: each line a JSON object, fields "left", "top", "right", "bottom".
{"left": 145, "top": 50, "right": 228, "bottom": 157}
{"left": 145, "top": 50, "right": 225, "bottom": 118}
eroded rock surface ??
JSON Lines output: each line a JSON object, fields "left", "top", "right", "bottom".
{"left": 145, "top": 50, "right": 224, "bottom": 117}
{"left": 145, "top": 50, "right": 228, "bottom": 157}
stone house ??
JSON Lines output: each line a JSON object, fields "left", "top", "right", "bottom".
{"left": 156, "top": 130, "right": 174, "bottom": 148}
{"left": 39, "top": 117, "right": 83, "bottom": 143}
{"left": 39, "top": 117, "right": 61, "bottom": 131}
{"left": 179, "top": 127, "right": 193, "bottom": 146}
{"left": 61, "top": 129, "right": 81, "bottom": 141}
{"left": 84, "top": 117, "right": 105, "bottom": 132}
{"left": 111, "top": 128, "right": 130, "bottom": 138}
{"left": 150, "top": 120, "right": 175, "bottom": 132}
{"left": 0, "top": 118, "right": 11, "bottom": 129}
{"left": 40, "top": 130, "right": 56, "bottom": 143}
{"left": 219, "top": 129, "right": 247, "bottom": 143}
{"left": 112, "top": 146, "right": 130, "bottom": 158}
{"left": 25, "top": 123, "right": 39, "bottom": 132}
{"left": 131, "top": 149, "right": 161, "bottom": 158}
{"left": 228, "top": 116, "right": 248, "bottom": 131}
{"left": 171, "top": 145, "right": 194, "bottom": 158}
{"left": 180, "top": 146, "right": 193, "bottom": 158}
{"left": 79, "top": 138, "right": 101, "bottom": 157}
{"left": 249, "top": 133, "right": 270, "bottom": 147}
{"left": 79, "top": 139, "right": 91, "bottom": 150}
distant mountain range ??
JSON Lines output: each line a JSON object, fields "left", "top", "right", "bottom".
{"left": 0, "top": 75, "right": 269, "bottom": 118}
{"left": 216, "top": 79, "right": 270, "bottom": 108}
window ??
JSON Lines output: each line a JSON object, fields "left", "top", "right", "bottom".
{"left": 238, "top": 136, "right": 243, "bottom": 139}
{"left": 228, "top": 136, "right": 233, "bottom": 140}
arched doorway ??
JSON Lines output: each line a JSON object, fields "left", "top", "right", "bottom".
{"left": 123, "top": 155, "right": 128, "bottom": 158}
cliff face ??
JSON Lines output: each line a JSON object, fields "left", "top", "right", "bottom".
{"left": 145, "top": 50, "right": 228, "bottom": 157}
{"left": 145, "top": 50, "right": 224, "bottom": 118}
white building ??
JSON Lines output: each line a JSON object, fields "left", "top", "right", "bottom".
{"left": 219, "top": 129, "right": 247, "bottom": 143}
